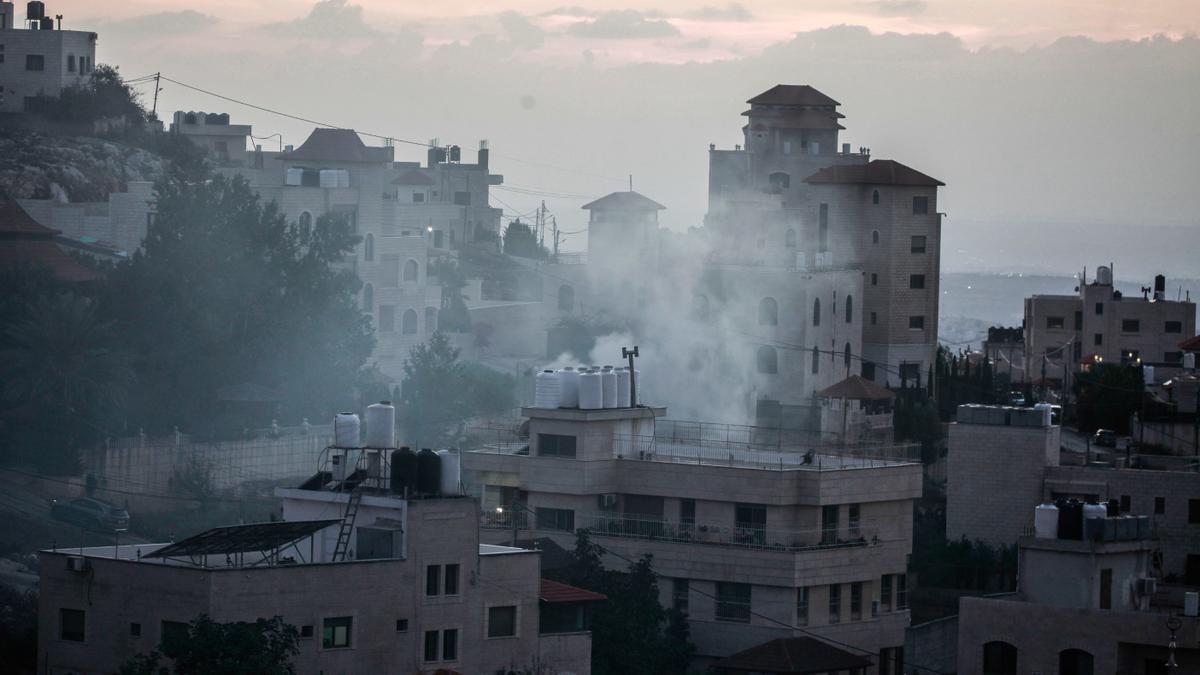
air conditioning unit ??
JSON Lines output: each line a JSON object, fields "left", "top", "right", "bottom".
{"left": 66, "top": 556, "right": 90, "bottom": 573}
{"left": 599, "top": 494, "right": 618, "bottom": 509}
{"left": 1136, "top": 577, "right": 1157, "bottom": 596}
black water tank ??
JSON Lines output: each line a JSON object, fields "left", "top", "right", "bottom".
{"left": 390, "top": 446, "right": 418, "bottom": 496}
{"left": 1056, "top": 499, "right": 1083, "bottom": 540}
{"left": 416, "top": 448, "right": 441, "bottom": 496}
{"left": 1106, "top": 499, "right": 1120, "bottom": 517}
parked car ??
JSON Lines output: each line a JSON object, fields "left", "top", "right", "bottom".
{"left": 1093, "top": 429, "right": 1117, "bottom": 448}
{"left": 50, "top": 497, "right": 130, "bottom": 532}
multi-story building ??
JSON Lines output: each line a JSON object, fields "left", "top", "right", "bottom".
{"left": 706, "top": 85, "right": 945, "bottom": 395}
{"left": 957, "top": 532, "right": 1200, "bottom": 674}
{"left": 463, "top": 397, "right": 922, "bottom": 673}
{"left": 38, "top": 455, "right": 598, "bottom": 674}
{"left": 947, "top": 404, "right": 1200, "bottom": 585}
{"left": 169, "top": 111, "right": 254, "bottom": 166}
{"left": 0, "top": 0, "right": 96, "bottom": 113}
{"left": 1024, "top": 265, "right": 1196, "bottom": 388}
{"left": 982, "top": 326, "right": 1026, "bottom": 385}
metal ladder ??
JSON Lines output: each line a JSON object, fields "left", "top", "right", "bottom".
{"left": 332, "top": 486, "right": 363, "bottom": 562}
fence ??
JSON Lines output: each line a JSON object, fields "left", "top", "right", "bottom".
{"left": 613, "top": 434, "right": 920, "bottom": 471}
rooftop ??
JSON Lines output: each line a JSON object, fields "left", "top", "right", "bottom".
{"left": 0, "top": 198, "right": 98, "bottom": 282}
{"left": 746, "top": 84, "right": 840, "bottom": 108}
{"left": 280, "top": 128, "right": 390, "bottom": 163}
{"left": 804, "top": 159, "right": 944, "bottom": 187}
{"left": 580, "top": 191, "right": 666, "bottom": 211}
{"left": 713, "top": 636, "right": 872, "bottom": 674}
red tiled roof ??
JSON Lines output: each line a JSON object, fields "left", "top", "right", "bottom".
{"left": 804, "top": 159, "right": 945, "bottom": 187}
{"left": 713, "top": 637, "right": 873, "bottom": 674}
{"left": 1179, "top": 335, "right": 1200, "bottom": 351}
{"left": 539, "top": 578, "right": 607, "bottom": 603}
{"left": 816, "top": 375, "right": 896, "bottom": 400}
{"left": 747, "top": 84, "right": 840, "bottom": 107}
{"left": 392, "top": 169, "right": 434, "bottom": 186}
{"left": 280, "top": 128, "right": 374, "bottom": 163}
{"left": 0, "top": 199, "right": 97, "bottom": 283}
{"left": 580, "top": 191, "right": 666, "bottom": 211}
{"left": 0, "top": 198, "right": 59, "bottom": 236}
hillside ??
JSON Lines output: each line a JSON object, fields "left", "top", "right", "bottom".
{"left": 0, "top": 127, "right": 169, "bottom": 202}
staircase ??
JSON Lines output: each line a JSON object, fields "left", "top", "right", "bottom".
{"left": 332, "top": 487, "right": 363, "bottom": 562}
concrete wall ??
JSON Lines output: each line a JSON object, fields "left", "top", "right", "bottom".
{"left": 905, "top": 615, "right": 958, "bottom": 675}
{"left": 0, "top": 28, "right": 96, "bottom": 113}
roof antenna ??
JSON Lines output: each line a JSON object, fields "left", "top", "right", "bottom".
{"left": 629, "top": 174, "right": 633, "bottom": 192}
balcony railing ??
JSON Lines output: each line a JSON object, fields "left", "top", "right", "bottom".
{"left": 481, "top": 509, "right": 875, "bottom": 553}
{"left": 613, "top": 434, "right": 919, "bottom": 471}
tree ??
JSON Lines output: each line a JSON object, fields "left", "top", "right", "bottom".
{"left": 31, "top": 64, "right": 147, "bottom": 126}
{"left": 502, "top": 220, "right": 546, "bottom": 260}
{"left": 119, "top": 614, "right": 299, "bottom": 675}
{"left": 1074, "top": 363, "right": 1144, "bottom": 433}
{"left": 0, "top": 293, "right": 132, "bottom": 472}
{"left": 430, "top": 259, "right": 471, "bottom": 332}
{"left": 100, "top": 174, "right": 373, "bottom": 437}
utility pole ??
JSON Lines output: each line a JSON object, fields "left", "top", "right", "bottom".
{"left": 551, "top": 216, "right": 560, "bottom": 259}
{"left": 151, "top": 72, "right": 161, "bottom": 121}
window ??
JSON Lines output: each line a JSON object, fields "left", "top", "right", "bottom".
{"left": 403, "top": 259, "right": 419, "bottom": 282}
{"left": 680, "top": 499, "right": 696, "bottom": 529}
{"left": 850, "top": 582, "right": 863, "bottom": 621}
{"left": 1188, "top": 499, "right": 1200, "bottom": 524}
{"left": 1046, "top": 316, "right": 1065, "bottom": 329}
{"left": 872, "top": 229, "right": 879, "bottom": 243}
{"left": 322, "top": 616, "right": 352, "bottom": 649}
{"left": 829, "top": 584, "right": 841, "bottom": 623}
{"left": 1095, "top": 301, "right": 1104, "bottom": 315}
{"left": 735, "top": 503, "right": 767, "bottom": 544}
{"left": 26, "top": 54, "right": 45, "bottom": 71}
{"left": 382, "top": 254, "right": 400, "bottom": 287}
{"left": 848, "top": 504, "right": 861, "bottom": 538}
{"left": 452, "top": 190, "right": 472, "bottom": 206}
{"left": 1165, "top": 320, "right": 1183, "bottom": 333}
{"left": 909, "top": 274, "right": 925, "bottom": 290}
{"left": 811, "top": 346, "right": 820, "bottom": 375}
{"left": 0, "top": 45, "right": 5, "bottom": 64}
{"left": 782, "top": 141, "right": 792, "bottom": 154}
{"left": 538, "top": 433, "right": 577, "bottom": 458}
{"left": 758, "top": 297, "right": 778, "bottom": 326}
{"left": 1121, "top": 319, "right": 1140, "bottom": 332}
{"left": 378, "top": 305, "right": 395, "bottom": 332}
{"left": 911, "top": 235, "right": 927, "bottom": 253}
{"left": 785, "top": 228, "right": 797, "bottom": 247}
{"left": 413, "top": 192, "right": 425, "bottom": 203}
{"left": 426, "top": 565, "right": 441, "bottom": 596}
{"left": 715, "top": 582, "right": 751, "bottom": 623}
{"left": 130, "top": 622, "right": 141, "bottom": 637}
{"left": 821, "top": 504, "right": 839, "bottom": 544}
{"left": 445, "top": 564, "right": 460, "bottom": 594}
{"left": 1094, "top": 333, "right": 1103, "bottom": 346}
{"left": 813, "top": 298, "right": 821, "bottom": 326}
{"left": 673, "top": 579, "right": 689, "bottom": 615}
{"left": 557, "top": 285, "right": 574, "bottom": 311}
{"left": 1120, "top": 495, "right": 1131, "bottom": 513}
{"left": 401, "top": 309, "right": 418, "bottom": 335}
{"left": 909, "top": 315, "right": 925, "bottom": 330}
{"left": 769, "top": 171, "right": 791, "bottom": 189}
{"left": 983, "top": 641, "right": 1018, "bottom": 675}
{"left": 487, "top": 606, "right": 517, "bottom": 638}
{"left": 756, "top": 345, "right": 778, "bottom": 375}
{"left": 433, "top": 230, "right": 444, "bottom": 248}
{"left": 536, "top": 507, "right": 575, "bottom": 532}
{"left": 442, "top": 628, "right": 458, "bottom": 660}
{"left": 845, "top": 295, "right": 853, "bottom": 323}
{"left": 796, "top": 587, "right": 809, "bottom": 626}
{"left": 364, "top": 233, "right": 374, "bottom": 261}
{"left": 1100, "top": 568, "right": 1112, "bottom": 609}
{"left": 1074, "top": 310, "right": 1083, "bottom": 330}
{"left": 872, "top": 190, "right": 880, "bottom": 205}
{"left": 912, "top": 195, "right": 928, "bottom": 214}
{"left": 426, "top": 564, "right": 459, "bottom": 596}
{"left": 862, "top": 361, "right": 876, "bottom": 379}
{"left": 300, "top": 625, "right": 314, "bottom": 639}
{"left": 396, "top": 619, "right": 409, "bottom": 633}
{"left": 896, "top": 573, "right": 908, "bottom": 609}
{"left": 68, "top": 54, "right": 76, "bottom": 72}
{"left": 60, "top": 609, "right": 85, "bottom": 642}
{"left": 881, "top": 575, "right": 893, "bottom": 612}
{"left": 870, "top": 311, "right": 877, "bottom": 325}
{"left": 818, "top": 204, "right": 829, "bottom": 252}
{"left": 424, "top": 630, "right": 439, "bottom": 661}
{"left": 1155, "top": 497, "right": 1165, "bottom": 515}
{"left": 1060, "top": 649, "right": 1095, "bottom": 675}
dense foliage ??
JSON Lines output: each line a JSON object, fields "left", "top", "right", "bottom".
{"left": 29, "top": 65, "right": 147, "bottom": 126}
{"left": 502, "top": 220, "right": 547, "bottom": 260}
{"left": 1073, "top": 363, "right": 1145, "bottom": 433}
{"left": 119, "top": 615, "right": 299, "bottom": 675}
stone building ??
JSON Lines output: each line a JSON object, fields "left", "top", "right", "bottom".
{"left": 463, "top": 399, "right": 921, "bottom": 673}
{"left": 38, "top": 462, "right": 598, "bottom": 674}
{"left": 0, "top": 0, "right": 96, "bottom": 113}
{"left": 1023, "top": 265, "right": 1196, "bottom": 389}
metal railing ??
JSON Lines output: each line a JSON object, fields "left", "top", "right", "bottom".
{"left": 613, "top": 434, "right": 920, "bottom": 471}
{"left": 481, "top": 508, "right": 877, "bottom": 553}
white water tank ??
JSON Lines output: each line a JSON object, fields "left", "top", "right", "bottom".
{"left": 1033, "top": 403, "right": 1053, "bottom": 427}
{"left": 334, "top": 412, "right": 360, "bottom": 448}
{"left": 558, "top": 367, "right": 580, "bottom": 408}
{"left": 601, "top": 366, "right": 617, "bottom": 408}
{"left": 1034, "top": 503, "right": 1059, "bottom": 539}
{"left": 285, "top": 168, "right": 303, "bottom": 186}
{"left": 437, "top": 449, "right": 462, "bottom": 495}
{"left": 631, "top": 369, "right": 641, "bottom": 406}
{"left": 1143, "top": 365, "right": 1155, "bottom": 386}
{"left": 1185, "top": 352, "right": 1196, "bottom": 371}
{"left": 534, "top": 370, "right": 562, "bottom": 408}
{"left": 616, "top": 368, "right": 631, "bottom": 407}
{"left": 579, "top": 369, "right": 603, "bottom": 409}
{"left": 1083, "top": 503, "right": 1107, "bottom": 531}
{"left": 1096, "top": 265, "right": 1112, "bottom": 285}
{"left": 319, "top": 169, "right": 339, "bottom": 188}
{"left": 364, "top": 401, "right": 396, "bottom": 448}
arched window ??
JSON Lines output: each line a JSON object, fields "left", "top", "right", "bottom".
{"left": 401, "top": 309, "right": 418, "bottom": 335}
{"left": 756, "top": 346, "right": 778, "bottom": 374}
{"left": 812, "top": 298, "right": 821, "bottom": 327}
{"left": 844, "top": 342, "right": 852, "bottom": 368}
{"left": 758, "top": 297, "right": 778, "bottom": 326}
{"left": 785, "top": 228, "right": 797, "bottom": 248}
{"left": 298, "top": 211, "right": 313, "bottom": 239}
{"left": 982, "top": 641, "right": 1017, "bottom": 675}
{"left": 364, "top": 233, "right": 374, "bottom": 261}
{"left": 872, "top": 230, "right": 880, "bottom": 244}
{"left": 558, "top": 285, "right": 575, "bottom": 311}
{"left": 424, "top": 307, "right": 438, "bottom": 333}
{"left": 403, "top": 259, "right": 419, "bottom": 283}
{"left": 872, "top": 189, "right": 880, "bottom": 205}
{"left": 693, "top": 294, "right": 710, "bottom": 321}
{"left": 1058, "top": 649, "right": 1093, "bottom": 675}
{"left": 363, "top": 283, "right": 373, "bottom": 312}
{"left": 811, "top": 346, "right": 820, "bottom": 374}
{"left": 845, "top": 295, "right": 853, "bottom": 323}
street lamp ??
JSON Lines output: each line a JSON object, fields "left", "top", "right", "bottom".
{"left": 1167, "top": 615, "right": 1181, "bottom": 669}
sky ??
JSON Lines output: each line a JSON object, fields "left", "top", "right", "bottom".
{"left": 52, "top": 0, "right": 1200, "bottom": 276}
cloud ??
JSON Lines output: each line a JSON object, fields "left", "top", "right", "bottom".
{"left": 567, "top": 10, "right": 681, "bottom": 39}
{"left": 864, "top": 0, "right": 928, "bottom": 16}
{"left": 262, "top": 0, "right": 377, "bottom": 38}
{"left": 683, "top": 3, "right": 754, "bottom": 22}
{"left": 497, "top": 11, "right": 545, "bottom": 50}
{"left": 541, "top": 6, "right": 598, "bottom": 18}
{"left": 95, "top": 10, "right": 217, "bottom": 37}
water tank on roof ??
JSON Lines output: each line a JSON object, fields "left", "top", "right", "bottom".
{"left": 337, "top": 169, "right": 350, "bottom": 188}
{"left": 1034, "top": 503, "right": 1058, "bottom": 539}
{"left": 334, "top": 412, "right": 360, "bottom": 448}
{"left": 534, "top": 370, "right": 561, "bottom": 408}
{"left": 448, "top": 145, "right": 461, "bottom": 162}
{"left": 39, "top": 15, "right": 51, "bottom": 29}
{"left": 417, "top": 448, "right": 441, "bottom": 496}
{"left": 1185, "top": 353, "right": 1196, "bottom": 371}
{"left": 558, "top": 367, "right": 580, "bottom": 408}
{"left": 27, "top": 1, "right": 45, "bottom": 21}
{"left": 579, "top": 369, "right": 603, "bottom": 410}
{"left": 1056, "top": 499, "right": 1083, "bottom": 540}
{"left": 364, "top": 401, "right": 396, "bottom": 449}
{"left": 437, "top": 449, "right": 461, "bottom": 495}
{"left": 1033, "top": 403, "right": 1053, "bottom": 427}
{"left": 1083, "top": 503, "right": 1107, "bottom": 540}
{"left": 390, "top": 446, "right": 418, "bottom": 496}
{"left": 601, "top": 366, "right": 617, "bottom": 408}
{"left": 1096, "top": 266, "right": 1112, "bottom": 285}
{"left": 616, "top": 367, "right": 631, "bottom": 408}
